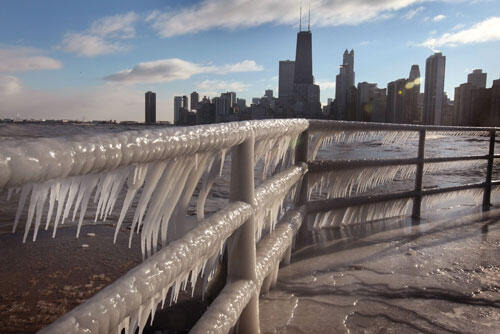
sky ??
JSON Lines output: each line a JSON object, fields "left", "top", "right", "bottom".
{"left": 0, "top": 0, "right": 499, "bottom": 122}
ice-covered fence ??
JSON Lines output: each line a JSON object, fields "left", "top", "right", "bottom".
{"left": 1, "top": 119, "right": 308, "bottom": 333}
{"left": 2, "top": 118, "right": 499, "bottom": 334}
{"left": 306, "top": 120, "right": 499, "bottom": 227}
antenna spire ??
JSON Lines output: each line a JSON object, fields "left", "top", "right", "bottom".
{"left": 299, "top": 5, "right": 302, "bottom": 31}
{"left": 308, "top": 1, "right": 310, "bottom": 31}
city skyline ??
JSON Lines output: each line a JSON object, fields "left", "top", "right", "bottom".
{"left": 0, "top": 0, "right": 499, "bottom": 122}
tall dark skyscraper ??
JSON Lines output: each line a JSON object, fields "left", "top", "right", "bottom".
{"left": 293, "top": 31, "right": 313, "bottom": 85}
{"left": 424, "top": 52, "right": 446, "bottom": 125}
{"left": 283, "top": 14, "right": 320, "bottom": 118}
{"left": 145, "top": 91, "right": 156, "bottom": 124}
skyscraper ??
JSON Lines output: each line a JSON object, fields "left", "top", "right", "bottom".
{"left": 173, "top": 96, "right": 182, "bottom": 124}
{"left": 423, "top": 52, "right": 446, "bottom": 125}
{"left": 145, "top": 91, "right": 156, "bottom": 124}
{"left": 279, "top": 60, "right": 295, "bottom": 101}
{"left": 190, "top": 91, "right": 199, "bottom": 111}
{"left": 292, "top": 27, "right": 320, "bottom": 117}
{"left": 294, "top": 31, "right": 313, "bottom": 86}
{"left": 455, "top": 69, "right": 488, "bottom": 125}
{"left": 386, "top": 79, "right": 406, "bottom": 123}
{"left": 335, "top": 49, "right": 355, "bottom": 120}
{"left": 182, "top": 95, "right": 189, "bottom": 110}
{"left": 467, "top": 69, "right": 487, "bottom": 88}
{"left": 406, "top": 65, "right": 421, "bottom": 123}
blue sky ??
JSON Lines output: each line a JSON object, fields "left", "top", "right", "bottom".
{"left": 0, "top": 0, "right": 499, "bottom": 122}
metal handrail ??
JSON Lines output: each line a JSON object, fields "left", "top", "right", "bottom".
{"left": 21, "top": 119, "right": 496, "bottom": 333}
{"left": 309, "top": 119, "right": 500, "bottom": 132}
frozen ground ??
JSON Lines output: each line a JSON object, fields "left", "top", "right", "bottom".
{"left": 260, "top": 208, "right": 500, "bottom": 333}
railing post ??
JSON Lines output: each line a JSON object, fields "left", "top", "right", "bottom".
{"left": 483, "top": 130, "right": 496, "bottom": 210}
{"left": 412, "top": 130, "right": 426, "bottom": 219}
{"left": 228, "top": 134, "right": 260, "bottom": 334}
{"left": 295, "top": 130, "right": 309, "bottom": 205}
{"left": 295, "top": 129, "right": 309, "bottom": 240}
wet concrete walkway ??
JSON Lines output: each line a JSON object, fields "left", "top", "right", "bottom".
{"left": 260, "top": 209, "right": 500, "bottom": 333}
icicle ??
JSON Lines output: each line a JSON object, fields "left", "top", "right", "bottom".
{"left": 76, "top": 175, "right": 99, "bottom": 238}
{"left": 52, "top": 179, "right": 71, "bottom": 237}
{"left": 6, "top": 187, "right": 14, "bottom": 200}
{"left": 13, "top": 184, "right": 31, "bottom": 233}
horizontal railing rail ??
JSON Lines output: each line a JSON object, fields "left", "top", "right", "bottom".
{"left": 308, "top": 119, "right": 500, "bottom": 132}
{"left": 1, "top": 118, "right": 497, "bottom": 334}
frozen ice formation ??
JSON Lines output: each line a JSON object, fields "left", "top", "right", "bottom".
{"left": 39, "top": 201, "right": 253, "bottom": 334}
{"left": 191, "top": 207, "right": 305, "bottom": 334}
{"left": 0, "top": 119, "right": 308, "bottom": 188}
{"left": 307, "top": 160, "right": 485, "bottom": 200}
{"left": 3, "top": 120, "right": 308, "bottom": 254}
{"left": 190, "top": 279, "right": 257, "bottom": 334}
{"left": 254, "top": 165, "right": 306, "bottom": 239}
{"left": 312, "top": 198, "right": 413, "bottom": 229}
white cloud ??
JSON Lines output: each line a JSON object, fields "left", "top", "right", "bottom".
{"left": 104, "top": 58, "right": 263, "bottom": 84}
{"left": 220, "top": 60, "right": 263, "bottom": 73}
{"left": 0, "top": 80, "right": 172, "bottom": 122}
{"left": 432, "top": 14, "right": 446, "bottom": 22}
{"left": 317, "top": 81, "right": 336, "bottom": 90}
{"left": 88, "top": 11, "right": 137, "bottom": 38}
{"left": 421, "top": 17, "right": 500, "bottom": 49}
{"left": 61, "top": 34, "right": 127, "bottom": 57}
{"left": 403, "top": 6, "right": 425, "bottom": 20}
{"left": 0, "top": 46, "right": 62, "bottom": 72}
{"left": 149, "top": 0, "right": 439, "bottom": 38}
{"left": 0, "top": 75, "right": 22, "bottom": 95}
{"left": 196, "top": 79, "right": 250, "bottom": 92}
{"left": 60, "top": 12, "right": 138, "bottom": 57}
{"left": 451, "top": 23, "right": 465, "bottom": 31}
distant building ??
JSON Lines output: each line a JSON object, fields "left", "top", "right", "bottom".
{"left": 252, "top": 98, "right": 260, "bottom": 105}
{"left": 423, "top": 52, "right": 446, "bottom": 125}
{"left": 357, "top": 82, "right": 386, "bottom": 122}
{"left": 190, "top": 91, "right": 199, "bottom": 111}
{"left": 455, "top": 69, "right": 488, "bottom": 125}
{"left": 265, "top": 89, "right": 273, "bottom": 98}
{"left": 406, "top": 65, "right": 421, "bottom": 123}
{"left": 467, "top": 69, "right": 487, "bottom": 88}
{"left": 335, "top": 49, "right": 356, "bottom": 120}
{"left": 173, "top": 96, "right": 182, "bottom": 124}
{"left": 237, "top": 98, "right": 246, "bottom": 110}
{"left": 386, "top": 79, "right": 407, "bottom": 123}
{"left": 279, "top": 60, "right": 295, "bottom": 101}
{"left": 145, "top": 91, "right": 156, "bottom": 124}
{"left": 182, "top": 95, "right": 189, "bottom": 110}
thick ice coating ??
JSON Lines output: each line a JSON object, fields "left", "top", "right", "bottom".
{"left": 0, "top": 119, "right": 308, "bottom": 188}
{"left": 191, "top": 207, "right": 305, "bottom": 334}
{"left": 254, "top": 165, "right": 306, "bottom": 239}
{"left": 39, "top": 202, "right": 253, "bottom": 334}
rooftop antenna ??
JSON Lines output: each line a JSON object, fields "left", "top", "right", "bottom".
{"left": 308, "top": 1, "right": 311, "bottom": 31}
{"left": 299, "top": 4, "right": 302, "bottom": 31}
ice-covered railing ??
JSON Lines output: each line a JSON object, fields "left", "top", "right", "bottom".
{"left": 3, "top": 118, "right": 500, "bottom": 334}
{"left": 306, "top": 120, "right": 500, "bottom": 228}
{"left": 0, "top": 119, "right": 308, "bottom": 333}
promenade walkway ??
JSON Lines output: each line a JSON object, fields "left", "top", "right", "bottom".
{"left": 260, "top": 208, "right": 500, "bottom": 333}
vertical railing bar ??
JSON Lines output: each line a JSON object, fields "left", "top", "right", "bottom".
{"left": 483, "top": 129, "right": 496, "bottom": 210}
{"left": 295, "top": 129, "right": 309, "bottom": 241}
{"left": 412, "top": 130, "right": 426, "bottom": 219}
{"left": 228, "top": 134, "right": 260, "bottom": 334}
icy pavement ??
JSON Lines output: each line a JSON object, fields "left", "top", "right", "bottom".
{"left": 260, "top": 208, "right": 500, "bottom": 333}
